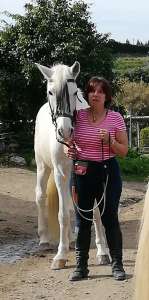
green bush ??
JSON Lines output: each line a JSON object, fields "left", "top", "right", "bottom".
{"left": 118, "top": 155, "right": 149, "bottom": 180}
{"left": 140, "top": 127, "right": 149, "bottom": 148}
{"left": 126, "top": 148, "right": 141, "bottom": 158}
{"left": 23, "top": 150, "right": 35, "bottom": 167}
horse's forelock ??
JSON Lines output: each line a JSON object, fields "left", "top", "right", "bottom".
{"left": 50, "top": 64, "right": 72, "bottom": 93}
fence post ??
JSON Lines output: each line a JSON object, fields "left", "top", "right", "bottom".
{"left": 137, "top": 122, "right": 140, "bottom": 150}
{"left": 129, "top": 107, "right": 132, "bottom": 148}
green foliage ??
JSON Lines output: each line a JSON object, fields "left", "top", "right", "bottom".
{"left": 140, "top": 127, "right": 149, "bottom": 147}
{"left": 126, "top": 148, "right": 141, "bottom": 158}
{"left": 118, "top": 155, "right": 149, "bottom": 179}
{"left": 113, "top": 56, "right": 149, "bottom": 86}
{"left": 114, "top": 56, "right": 149, "bottom": 75}
{"left": 108, "top": 39, "right": 149, "bottom": 56}
{"left": 114, "top": 78, "right": 149, "bottom": 115}
{"left": 113, "top": 57, "right": 149, "bottom": 115}
{"left": 23, "top": 149, "right": 35, "bottom": 167}
{"left": 0, "top": 0, "right": 114, "bottom": 124}
{"left": 124, "top": 67, "right": 149, "bottom": 84}
{"left": 117, "top": 147, "right": 149, "bottom": 180}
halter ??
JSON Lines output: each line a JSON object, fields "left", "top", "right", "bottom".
{"left": 48, "top": 78, "right": 82, "bottom": 147}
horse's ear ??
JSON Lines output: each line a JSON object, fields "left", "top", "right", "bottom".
{"left": 70, "top": 61, "right": 80, "bottom": 79}
{"left": 35, "top": 63, "right": 52, "bottom": 80}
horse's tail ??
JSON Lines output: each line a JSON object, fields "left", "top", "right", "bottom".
{"left": 134, "top": 183, "right": 149, "bottom": 300}
{"left": 46, "top": 172, "right": 60, "bottom": 242}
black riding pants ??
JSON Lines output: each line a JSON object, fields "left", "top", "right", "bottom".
{"left": 74, "top": 157, "right": 123, "bottom": 262}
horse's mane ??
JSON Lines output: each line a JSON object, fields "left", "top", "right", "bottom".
{"left": 134, "top": 183, "right": 149, "bottom": 300}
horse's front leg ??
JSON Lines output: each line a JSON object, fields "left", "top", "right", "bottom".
{"left": 93, "top": 206, "right": 110, "bottom": 265}
{"left": 35, "top": 162, "right": 50, "bottom": 247}
{"left": 51, "top": 170, "right": 71, "bottom": 269}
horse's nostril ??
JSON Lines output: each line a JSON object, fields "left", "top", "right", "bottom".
{"left": 70, "top": 128, "right": 73, "bottom": 135}
{"left": 58, "top": 128, "right": 63, "bottom": 137}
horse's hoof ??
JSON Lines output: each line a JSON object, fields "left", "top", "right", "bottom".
{"left": 97, "top": 254, "right": 110, "bottom": 265}
{"left": 39, "top": 242, "right": 51, "bottom": 251}
{"left": 51, "top": 259, "right": 67, "bottom": 270}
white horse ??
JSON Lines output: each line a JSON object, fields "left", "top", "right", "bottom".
{"left": 34, "top": 61, "right": 109, "bottom": 269}
{"left": 134, "top": 182, "right": 149, "bottom": 300}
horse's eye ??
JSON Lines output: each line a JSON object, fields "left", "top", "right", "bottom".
{"left": 74, "top": 91, "right": 77, "bottom": 96}
{"left": 49, "top": 91, "right": 53, "bottom": 95}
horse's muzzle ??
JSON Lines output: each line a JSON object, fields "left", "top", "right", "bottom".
{"left": 58, "top": 127, "right": 73, "bottom": 140}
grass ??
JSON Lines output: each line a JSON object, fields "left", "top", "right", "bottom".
{"left": 114, "top": 56, "right": 149, "bottom": 74}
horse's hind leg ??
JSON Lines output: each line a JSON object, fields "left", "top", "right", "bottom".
{"left": 93, "top": 206, "right": 110, "bottom": 265}
{"left": 35, "top": 161, "right": 50, "bottom": 247}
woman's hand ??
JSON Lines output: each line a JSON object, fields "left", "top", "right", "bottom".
{"left": 64, "top": 143, "right": 76, "bottom": 160}
{"left": 98, "top": 129, "right": 110, "bottom": 144}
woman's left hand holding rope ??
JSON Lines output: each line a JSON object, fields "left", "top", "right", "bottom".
{"left": 98, "top": 129, "right": 110, "bottom": 144}
{"left": 64, "top": 140, "right": 76, "bottom": 160}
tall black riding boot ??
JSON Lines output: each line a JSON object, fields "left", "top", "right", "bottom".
{"left": 110, "top": 238, "right": 126, "bottom": 281}
{"left": 69, "top": 250, "right": 89, "bottom": 281}
{"left": 105, "top": 224, "right": 126, "bottom": 281}
{"left": 111, "top": 258, "right": 126, "bottom": 281}
{"left": 69, "top": 226, "right": 91, "bottom": 281}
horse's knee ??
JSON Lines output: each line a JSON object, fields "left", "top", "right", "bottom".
{"left": 35, "top": 189, "right": 46, "bottom": 207}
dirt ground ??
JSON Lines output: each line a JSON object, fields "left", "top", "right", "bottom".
{"left": 0, "top": 167, "right": 147, "bottom": 300}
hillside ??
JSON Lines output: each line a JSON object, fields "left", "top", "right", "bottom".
{"left": 113, "top": 56, "right": 149, "bottom": 75}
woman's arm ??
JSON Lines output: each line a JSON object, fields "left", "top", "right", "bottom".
{"left": 110, "top": 130, "right": 128, "bottom": 157}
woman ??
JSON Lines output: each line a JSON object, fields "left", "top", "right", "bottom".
{"left": 66, "top": 77, "right": 128, "bottom": 281}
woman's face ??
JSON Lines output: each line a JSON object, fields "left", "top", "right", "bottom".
{"left": 88, "top": 83, "right": 106, "bottom": 109}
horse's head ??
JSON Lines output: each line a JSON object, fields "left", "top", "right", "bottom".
{"left": 35, "top": 61, "right": 80, "bottom": 141}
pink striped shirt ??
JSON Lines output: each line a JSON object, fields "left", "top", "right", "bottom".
{"left": 73, "top": 108, "right": 126, "bottom": 161}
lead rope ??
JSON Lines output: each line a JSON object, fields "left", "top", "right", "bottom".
{"left": 72, "top": 133, "right": 111, "bottom": 222}
{"left": 73, "top": 174, "right": 109, "bottom": 222}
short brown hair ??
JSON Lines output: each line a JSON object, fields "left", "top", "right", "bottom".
{"left": 84, "top": 77, "right": 112, "bottom": 108}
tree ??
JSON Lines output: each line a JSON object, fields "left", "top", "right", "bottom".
{"left": 0, "top": 0, "right": 114, "bottom": 123}
{"left": 126, "top": 39, "right": 130, "bottom": 44}
{"left": 136, "top": 40, "right": 141, "bottom": 46}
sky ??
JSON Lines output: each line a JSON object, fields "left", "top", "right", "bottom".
{"left": 0, "top": 0, "right": 149, "bottom": 44}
